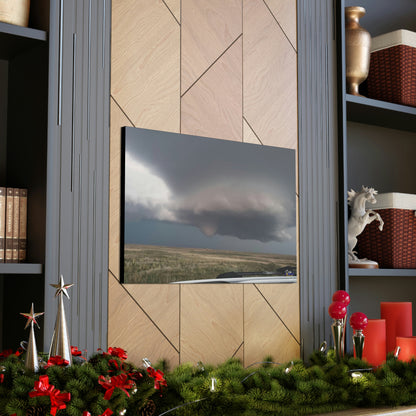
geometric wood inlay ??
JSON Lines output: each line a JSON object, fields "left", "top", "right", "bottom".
{"left": 124, "top": 284, "right": 180, "bottom": 350}
{"left": 254, "top": 282, "right": 300, "bottom": 342}
{"left": 164, "top": 0, "right": 180, "bottom": 24}
{"left": 181, "top": 37, "right": 243, "bottom": 141}
{"left": 180, "top": 284, "right": 243, "bottom": 365}
{"left": 181, "top": 0, "right": 242, "bottom": 94}
{"left": 243, "top": 118, "right": 262, "bottom": 144}
{"left": 244, "top": 284, "right": 300, "bottom": 366}
{"left": 264, "top": 0, "right": 297, "bottom": 50}
{"left": 111, "top": 0, "right": 180, "bottom": 132}
{"left": 243, "top": 0, "right": 297, "bottom": 149}
{"left": 108, "top": 275, "right": 180, "bottom": 368}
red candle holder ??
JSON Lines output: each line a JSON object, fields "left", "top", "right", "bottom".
{"left": 362, "top": 319, "right": 386, "bottom": 366}
{"left": 380, "top": 302, "right": 412, "bottom": 353}
{"left": 395, "top": 336, "right": 416, "bottom": 362}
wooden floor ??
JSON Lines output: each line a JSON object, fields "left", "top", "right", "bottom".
{"left": 327, "top": 405, "right": 416, "bottom": 415}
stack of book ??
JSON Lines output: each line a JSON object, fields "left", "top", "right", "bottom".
{"left": 0, "top": 187, "right": 27, "bottom": 263}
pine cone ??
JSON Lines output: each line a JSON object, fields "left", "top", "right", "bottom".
{"left": 140, "top": 400, "right": 156, "bottom": 416}
{"left": 26, "top": 405, "right": 48, "bottom": 416}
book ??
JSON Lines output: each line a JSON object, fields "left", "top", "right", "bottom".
{"left": 12, "top": 188, "right": 19, "bottom": 263}
{"left": 18, "top": 188, "right": 27, "bottom": 262}
{"left": 5, "top": 188, "right": 13, "bottom": 263}
{"left": 0, "top": 187, "right": 5, "bottom": 263}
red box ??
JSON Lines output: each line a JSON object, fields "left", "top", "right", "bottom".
{"left": 356, "top": 193, "right": 416, "bottom": 268}
{"left": 367, "top": 30, "right": 416, "bottom": 107}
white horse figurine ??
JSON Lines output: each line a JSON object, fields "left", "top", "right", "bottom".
{"left": 348, "top": 186, "right": 384, "bottom": 262}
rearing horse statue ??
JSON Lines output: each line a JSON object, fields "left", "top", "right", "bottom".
{"left": 348, "top": 186, "right": 384, "bottom": 262}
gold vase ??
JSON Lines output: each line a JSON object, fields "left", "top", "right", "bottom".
{"left": 345, "top": 6, "right": 371, "bottom": 96}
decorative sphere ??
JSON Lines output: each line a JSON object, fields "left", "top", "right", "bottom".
{"left": 332, "top": 290, "right": 350, "bottom": 306}
{"left": 350, "top": 312, "right": 368, "bottom": 331}
{"left": 328, "top": 301, "right": 347, "bottom": 320}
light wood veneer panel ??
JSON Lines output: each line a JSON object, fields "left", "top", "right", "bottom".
{"left": 181, "top": 284, "right": 243, "bottom": 365}
{"left": 181, "top": 0, "right": 242, "bottom": 94}
{"left": 164, "top": 0, "right": 180, "bottom": 23}
{"left": 108, "top": 275, "right": 179, "bottom": 368}
{"left": 243, "top": 0, "right": 297, "bottom": 149}
{"left": 255, "top": 282, "right": 300, "bottom": 341}
{"left": 111, "top": 0, "right": 180, "bottom": 132}
{"left": 264, "top": 0, "right": 297, "bottom": 50}
{"left": 244, "top": 284, "right": 300, "bottom": 365}
{"left": 109, "top": 98, "right": 132, "bottom": 279}
{"left": 243, "top": 119, "right": 261, "bottom": 144}
{"left": 181, "top": 38, "right": 242, "bottom": 141}
{"left": 124, "top": 284, "right": 180, "bottom": 350}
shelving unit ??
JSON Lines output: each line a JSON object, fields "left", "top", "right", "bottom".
{"left": 339, "top": 0, "right": 416, "bottom": 337}
{"left": 0, "top": 6, "right": 50, "bottom": 350}
{"left": 0, "top": 21, "right": 47, "bottom": 59}
{"left": 0, "top": 263, "right": 42, "bottom": 275}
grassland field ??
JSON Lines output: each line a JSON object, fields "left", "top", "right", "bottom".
{"left": 124, "top": 244, "right": 296, "bottom": 283}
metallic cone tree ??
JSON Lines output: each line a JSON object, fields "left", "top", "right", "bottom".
{"left": 20, "top": 303, "right": 44, "bottom": 372}
{"left": 49, "top": 275, "right": 74, "bottom": 365}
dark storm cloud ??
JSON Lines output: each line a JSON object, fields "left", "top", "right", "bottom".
{"left": 124, "top": 127, "right": 296, "bottom": 244}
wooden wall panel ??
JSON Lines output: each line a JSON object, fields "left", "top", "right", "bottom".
{"left": 181, "top": 0, "right": 242, "bottom": 94}
{"left": 181, "top": 38, "right": 242, "bottom": 141}
{"left": 109, "top": 0, "right": 299, "bottom": 368}
{"left": 111, "top": 0, "right": 180, "bottom": 132}
{"left": 244, "top": 284, "right": 300, "bottom": 366}
{"left": 264, "top": 0, "right": 297, "bottom": 49}
{"left": 255, "top": 283, "right": 300, "bottom": 340}
{"left": 124, "top": 284, "right": 180, "bottom": 350}
{"left": 243, "top": 0, "right": 297, "bottom": 149}
{"left": 108, "top": 275, "right": 180, "bottom": 367}
{"left": 164, "top": 0, "right": 180, "bottom": 23}
{"left": 243, "top": 119, "right": 262, "bottom": 144}
{"left": 180, "top": 285, "right": 243, "bottom": 365}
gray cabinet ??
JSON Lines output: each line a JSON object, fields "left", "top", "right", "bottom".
{"left": 0, "top": 0, "right": 109, "bottom": 354}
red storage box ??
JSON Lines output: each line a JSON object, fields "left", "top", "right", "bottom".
{"left": 356, "top": 193, "right": 416, "bottom": 268}
{"left": 367, "top": 30, "right": 416, "bottom": 107}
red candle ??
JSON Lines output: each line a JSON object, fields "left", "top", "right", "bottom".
{"left": 396, "top": 336, "right": 416, "bottom": 362}
{"left": 380, "top": 302, "right": 412, "bottom": 353}
{"left": 362, "top": 319, "right": 386, "bottom": 366}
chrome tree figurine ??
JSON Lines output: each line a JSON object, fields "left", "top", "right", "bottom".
{"left": 20, "top": 303, "right": 44, "bottom": 372}
{"left": 49, "top": 275, "right": 74, "bottom": 365}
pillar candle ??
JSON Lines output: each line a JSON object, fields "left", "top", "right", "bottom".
{"left": 362, "top": 319, "right": 386, "bottom": 366}
{"left": 396, "top": 336, "right": 416, "bottom": 362}
{"left": 380, "top": 302, "right": 412, "bottom": 353}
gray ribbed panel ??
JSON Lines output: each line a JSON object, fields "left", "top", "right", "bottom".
{"left": 44, "top": 0, "right": 110, "bottom": 354}
{"left": 297, "top": 0, "right": 340, "bottom": 360}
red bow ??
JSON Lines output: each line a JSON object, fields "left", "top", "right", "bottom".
{"left": 98, "top": 374, "right": 134, "bottom": 400}
{"left": 0, "top": 349, "right": 13, "bottom": 359}
{"left": 147, "top": 367, "right": 167, "bottom": 390}
{"left": 71, "top": 346, "right": 87, "bottom": 360}
{"left": 128, "top": 370, "right": 144, "bottom": 382}
{"left": 107, "top": 347, "right": 128, "bottom": 361}
{"left": 29, "top": 375, "right": 71, "bottom": 416}
{"left": 45, "top": 355, "right": 69, "bottom": 368}
{"left": 0, "top": 374, "right": 4, "bottom": 383}
{"left": 100, "top": 410, "right": 113, "bottom": 416}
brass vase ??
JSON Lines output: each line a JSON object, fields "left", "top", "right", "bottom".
{"left": 345, "top": 6, "right": 371, "bottom": 96}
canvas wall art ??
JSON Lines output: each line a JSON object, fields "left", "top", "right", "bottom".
{"left": 121, "top": 127, "right": 297, "bottom": 284}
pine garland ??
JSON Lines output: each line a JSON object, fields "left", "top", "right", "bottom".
{"left": 5, "top": 348, "right": 416, "bottom": 415}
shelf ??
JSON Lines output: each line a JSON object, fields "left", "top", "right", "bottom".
{"left": 349, "top": 268, "right": 416, "bottom": 277}
{"left": 346, "top": 94, "right": 416, "bottom": 133}
{"left": 0, "top": 21, "right": 47, "bottom": 60}
{"left": 0, "top": 263, "right": 43, "bottom": 274}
